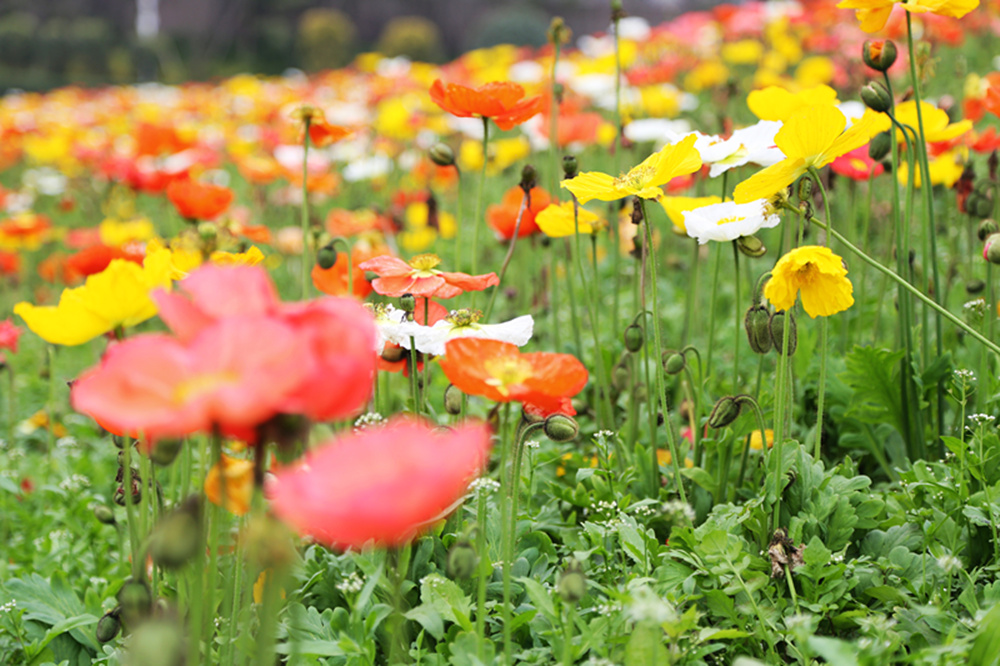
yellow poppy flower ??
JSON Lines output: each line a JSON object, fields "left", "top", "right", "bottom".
{"left": 891, "top": 101, "right": 973, "bottom": 144}
{"left": 210, "top": 245, "right": 265, "bottom": 267}
{"left": 13, "top": 247, "right": 173, "bottom": 346}
{"left": 733, "top": 105, "right": 879, "bottom": 204}
{"left": 535, "top": 202, "right": 603, "bottom": 237}
{"left": 746, "top": 84, "right": 839, "bottom": 122}
{"left": 659, "top": 196, "right": 723, "bottom": 234}
{"left": 749, "top": 429, "right": 775, "bottom": 451}
{"left": 764, "top": 245, "right": 854, "bottom": 318}
{"left": 561, "top": 134, "right": 702, "bottom": 204}
{"left": 897, "top": 150, "right": 965, "bottom": 188}
{"left": 99, "top": 217, "right": 156, "bottom": 247}
{"left": 837, "top": 0, "right": 978, "bottom": 34}
{"left": 204, "top": 453, "right": 254, "bottom": 516}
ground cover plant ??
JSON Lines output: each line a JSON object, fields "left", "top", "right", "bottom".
{"left": 3, "top": 1, "right": 1000, "bottom": 664}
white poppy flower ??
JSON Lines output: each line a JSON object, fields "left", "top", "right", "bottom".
{"left": 394, "top": 311, "right": 534, "bottom": 356}
{"left": 366, "top": 303, "right": 409, "bottom": 354}
{"left": 683, "top": 200, "right": 781, "bottom": 244}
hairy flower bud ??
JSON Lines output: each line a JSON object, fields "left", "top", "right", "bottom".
{"left": 662, "top": 352, "right": 686, "bottom": 375}
{"left": 544, "top": 414, "right": 580, "bottom": 442}
{"left": 557, "top": 559, "right": 587, "bottom": 604}
{"left": 447, "top": 540, "right": 478, "bottom": 580}
{"left": 148, "top": 495, "right": 202, "bottom": 570}
{"left": 316, "top": 244, "right": 338, "bottom": 270}
{"left": 708, "top": 396, "right": 742, "bottom": 429}
{"left": 429, "top": 143, "right": 455, "bottom": 167}
{"left": 117, "top": 579, "right": 152, "bottom": 627}
{"left": 399, "top": 293, "right": 416, "bottom": 314}
{"left": 96, "top": 608, "right": 122, "bottom": 644}
{"left": 736, "top": 235, "right": 766, "bottom": 258}
{"left": 623, "top": 324, "right": 644, "bottom": 352}
{"left": 94, "top": 505, "right": 116, "bottom": 525}
{"left": 868, "top": 132, "right": 892, "bottom": 162}
{"left": 770, "top": 310, "right": 798, "bottom": 356}
{"left": 444, "top": 384, "right": 463, "bottom": 415}
{"left": 745, "top": 305, "right": 773, "bottom": 354}
{"left": 984, "top": 234, "right": 1000, "bottom": 265}
{"left": 861, "top": 81, "right": 892, "bottom": 113}
{"left": 978, "top": 218, "right": 998, "bottom": 241}
{"left": 149, "top": 439, "right": 183, "bottom": 467}
{"left": 520, "top": 164, "right": 538, "bottom": 192}
{"left": 862, "top": 40, "right": 898, "bottom": 72}
{"left": 562, "top": 155, "right": 578, "bottom": 179}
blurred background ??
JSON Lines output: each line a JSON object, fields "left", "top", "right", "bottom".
{"left": 0, "top": 0, "right": 708, "bottom": 92}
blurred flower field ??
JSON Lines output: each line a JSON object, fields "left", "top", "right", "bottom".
{"left": 3, "top": 0, "right": 1000, "bottom": 664}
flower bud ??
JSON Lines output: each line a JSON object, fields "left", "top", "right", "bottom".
{"left": 242, "top": 514, "right": 297, "bottom": 572}
{"left": 562, "top": 155, "right": 578, "bottom": 179}
{"left": 197, "top": 222, "right": 218, "bottom": 242}
{"left": 117, "top": 579, "right": 152, "bottom": 627}
{"left": 708, "top": 395, "right": 742, "bottom": 429}
{"left": 447, "top": 539, "right": 478, "bottom": 580}
{"left": 745, "top": 305, "right": 773, "bottom": 354}
{"left": 796, "top": 177, "right": 813, "bottom": 202}
{"left": 861, "top": 81, "right": 892, "bottom": 113}
{"left": 444, "top": 384, "right": 463, "bottom": 415}
{"left": 96, "top": 608, "right": 122, "bottom": 643}
{"left": 973, "top": 195, "right": 995, "bottom": 219}
{"left": 984, "top": 234, "right": 1000, "bottom": 265}
{"left": 544, "top": 414, "right": 580, "bottom": 442}
{"left": 125, "top": 619, "right": 184, "bottom": 666}
{"left": 148, "top": 496, "right": 202, "bottom": 570}
{"left": 662, "top": 352, "right": 686, "bottom": 375}
{"left": 94, "top": 505, "right": 116, "bottom": 525}
{"left": 623, "top": 324, "right": 644, "bottom": 352}
{"left": 548, "top": 17, "right": 571, "bottom": 46}
{"left": 399, "top": 293, "right": 416, "bottom": 313}
{"left": 770, "top": 310, "right": 798, "bottom": 356}
{"left": 612, "top": 362, "right": 630, "bottom": 391}
{"left": 149, "top": 439, "right": 183, "bottom": 467}
{"left": 862, "top": 40, "right": 898, "bottom": 72}
{"left": 868, "top": 131, "right": 892, "bottom": 162}
{"left": 520, "top": 164, "right": 538, "bottom": 192}
{"left": 316, "top": 244, "right": 338, "bottom": 270}
{"left": 736, "top": 234, "right": 766, "bottom": 258}
{"left": 966, "top": 279, "right": 986, "bottom": 294}
{"left": 429, "top": 143, "right": 455, "bottom": 167}
{"left": 978, "top": 218, "right": 998, "bottom": 241}
{"left": 557, "top": 559, "right": 587, "bottom": 604}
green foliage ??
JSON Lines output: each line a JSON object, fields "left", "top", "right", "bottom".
{"left": 297, "top": 9, "right": 357, "bottom": 72}
{"left": 376, "top": 17, "right": 445, "bottom": 63}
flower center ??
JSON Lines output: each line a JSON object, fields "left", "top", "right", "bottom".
{"left": 409, "top": 253, "right": 442, "bottom": 276}
{"left": 446, "top": 308, "right": 483, "bottom": 328}
{"left": 614, "top": 165, "right": 655, "bottom": 191}
{"left": 174, "top": 372, "right": 239, "bottom": 404}
{"left": 483, "top": 357, "right": 534, "bottom": 397}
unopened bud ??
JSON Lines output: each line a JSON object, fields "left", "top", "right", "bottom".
{"left": 148, "top": 496, "right": 201, "bottom": 570}
{"left": 429, "top": 143, "right": 455, "bottom": 167}
{"left": 967, "top": 279, "right": 986, "bottom": 294}
{"left": 736, "top": 234, "right": 766, "bottom": 258}
{"left": 984, "top": 234, "right": 1000, "bottom": 265}
{"left": 243, "top": 514, "right": 297, "bottom": 572}
{"left": 94, "top": 505, "right": 116, "bottom": 525}
{"left": 623, "top": 324, "right": 644, "bottom": 352}
{"left": 197, "top": 222, "right": 217, "bottom": 242}
{"left": 544, "top": 414, "right": 580, "bottom": 442}
{"left": 978, "top": 218, "right": 998, "bottom": 241}
{"left": 149, "top": 439, "right": 183, "bottom": 467}
{"left": 612, "top": 363, "right": 630, "bottom": 390}
{"left": 797, "top": 176, "right": 813, "bottom": 202}
{"left": 862, "top": 40, "right": 898, "bottom": 72}
{"left": 662, "top": 352, "right": 686, "bottom": 375}
{"left": 770, "top": 310, "right": 798, "bottom": 356}
{"left": 562, "top": 155, "right": 578, "bottom": 179}
{"left": 548, "top": 17, "right": 571, "bottom": 46}
{"left": 447, "top": 540, "right": 478, "bottom": 580}
{"left": 96, "top": 608, "right": 122, "bottom": 643}
{"left": 444, "top": 384, "right": 463, "bottom": 415}
{"left": 399, "top": 293, "right": 416, "bottom": 313}
{"left": 117, "top": 579, "right": 152, "bottom": 627}
{"left": 520, "top": 164, "right": 537, "bottom": 192}
{"left": 973, "top": 195, "right": 995, "bottom": 219}
{"left": 708, "top": 396, "right": 742, "bottom": 429}
{"left": 745, "top": 305, "right": 773, "bottom": 354}
{"left": 557, "top": 559, "right": 587, "bottom": 604}
{"left": 868, "top": 132, "right": 892, "bottom": 162}
{"left": 125, "top": 619, "right": 184, "bottom": 666}
{"left": 316, "top": 244, "right": 338, "bottom": 270}
{"left": 861, "top": 81, "right": 893, "bottom": 113}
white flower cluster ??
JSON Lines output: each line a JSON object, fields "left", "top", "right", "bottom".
{"left": 353, "top": 412, "right": 387, "bottom": 433}
{"left": 0, "top": 600, "right": 16, "bottom": 614}
{"left": 954, "top": 369, "right": 976, "bottom": 383}
{"left": 936, "top": 554, "right": 963, "bottom": 574}
{"left": 662, "top": 500, "right": 696, "bottom": 523}
{"left": 59, "top": 474, "right": 91, "bottom": 493}
{"left": 469, "top": 477, "right": 500, "bottom": 496}
{"left": 968, "top": 413, "right": 994, "bottom": 426}
{"left": 336, "top": 572, "right": 364, "bottom": 595}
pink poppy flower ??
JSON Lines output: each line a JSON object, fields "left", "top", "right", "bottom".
{"left": 358, "top": 254, "right": 499, "bottom": 299}
{"left": 0, "top": 319, "right": 22, "bottom": 353}
{"left": 269, "top": 418, "right": 492, "bottom": 550}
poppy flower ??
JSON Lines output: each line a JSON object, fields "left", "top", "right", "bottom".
{"left": 733, "top": 106, "right": 880, "bottom": 204}
{"left": 71, "top": 317, "right": 314, "bottom": 441}
{"left": 359, "top": 254, "right": 499, "bottom": 299}
{"left": 534, "top": 202, "right": 605, "bottom": 238}
{"left": 764, "top": 245, "right": 854, "bottom": 318}
{"left": 205, "top": 453, "right": 255, "bottom": 516}
{"left": 830, "top": 146, "right": 885, "bottom": 180}
{"left": 659, "top": 196, "right": 723, "bottom": 234}
{"left": 166, "top": 179, "right": 234, "bottom": 221}
{"left": 439, "top": 338, "right": 588, "bottom": 415}
{"left": 0, "top": 213, "right": 53, "bottom": 250}
{"left": 0, "top": 250, "right": 20, "bottom": 276}
{"left": 837, "top": 0, "right": 978, "bottom": 34}
{"left": 268, "top": 418, "right": 492, "bottom": 550}
{"left": 561, "top": 134, "right": 702, "bottom": 204}
{"left": 683, "top": 200, "right": 781, "bottom": 244}
{"left": 64, "top": 244, "right": 144, "bottom": 283}
{"left": 374, "top": 299, "right": 449, "bottom": 375}
{"left": 746, "top": 85, "right": 839, "bottom": 122}
{"left": 0, "top": 319, "right": 22, "bottom": 353}
{"left": 311, "top": 245, "right": 378, "bottom": 300}
{"left": 398, "top": 309, "right": 534, "bottom": 356}
{"left": 486, "top": 186, "right": 551, "bottom": 240}
{"left": 14, "top": 247, "right": 174, "bottom": 346}
{"left": 429, "top": 80, "right": 543, "bottom": 131}
{"left": 291, "top": 106, "right": 352, "bottom": 148}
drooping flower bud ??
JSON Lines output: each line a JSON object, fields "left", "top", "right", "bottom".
{"left": 708, "top": 396, "right": 742, "bottom": 429}
{"left": 94, "top": 505, "right": 116, "bottom": 525}
{"left": 862, "top": 40, "right": 898, "bottom": 72}
{"left": 447, "top": 539, "right": 478, "bottom": 580}
{"left": 444, "top": 384, "right": 463, "bottom": 415}
{"left": 316, "top": 244, "right": 338, "bottom": 270}
{"left": 125, "top": 619, "right": 185, "bottom": 666}
{"left": 557, "top": 558, "right": 587, "bottom": 604}
{"left": 984, "top": 234, "right": 1000, "bottom": 265}
{"left": 117, "top": 579, "right": 152, "bottom": 627}
{"left": 662, "top": 352, "right": 686, "bottom": 375}
{"left": 149, "top": 438, "right": 183, "bottom": 466}
{"left": 544, "top": 414, "right": 580, "bottom": 442}
{"left": 429, "top": 143, "right": 455, "bottom": 167}
{"left": 96, "top": 608, "right": 122, "bottom": 643}
{"left": 966, "top": 279, "right": 985, "bottom": 294}
{"left": 623, "top": 324, "right": 644, "bottom": 352}
{"left": 861, "top": 81, "right": 892, "bottom": 113}
{"left": 736, "top": 235, "right": 766, "bottom": 258}
{"left": 148, "top": 495, "right": 202, "bottom": 570}
{"left": 745, "top": 305, "right": 773, "bottom": 354}
{"left": 973, "top": 194, "right": 995, "bottom": 219}
{"left": 978, "top": 218, "right": 998, "bottom": 241}
{"left": 770, "top": 310, "right": 798, "bottom": 356}
{"left": 868, "top": 132, "right": 892, "bottom": 162}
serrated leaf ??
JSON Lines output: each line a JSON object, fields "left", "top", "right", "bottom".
{"left": 3, "top": 573, "right": 96, "bottom": 652}
{"left": 518, "top": 577, "right": 557, "bottom": 622}
{"left": 839, "top": 346, "right": 907, "bottom": 440}
{"left": 420, "top": 574, "right": 472, "bottom": 633}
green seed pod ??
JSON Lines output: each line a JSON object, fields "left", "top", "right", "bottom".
{"left": 708, "top": 396, "right": 742, "bottom": 429}
{"left": 623, "top": 323, "right": 644, "bottom": 352}
{"left": 429, "top": 142, "right": 455, "bottom": 167}
{"left": 149, "top": 439, "right": 183, "bottom": 467}
{"left": 558, "top": 559, "right": 587, "bottom": 604}
{"left": 662, "top": 352, "right": 686, "bottom": 375}
{"left": 544, "top": 414, "right": 580, "bottom": 442}
{"left": 148, "top": 496, "right": 202, "bottom": 570}
{"left": 770, "top": 310, "right": 798, "bottom": 356}
{"left": 96, "top": 608, "right": 122, "bottom": 644}
{"left": 745, "top": 305, "right": 773, "bottom": 354}
{"left": 447, "top": 540, "right": 478, "bottom": 580}
{"left": 443, "top": 384, "right": 463, "bottom": 415}
{"left": 868, "top": 131, "right": 892, "bottom": 161}
{"left": 977, "top": 218, "right": 998, "bottom": 241}
{"left": 316, "top": 244, "right": 338, "bottom": 270}
{"left": 94, "top": 505, "right": 116, "bottom": 525}
{"left": 860, "top": 81, "right": 892, "bottom": 113}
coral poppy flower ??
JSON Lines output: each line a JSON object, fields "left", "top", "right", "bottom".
{"left": 312, "top": 252, "right": 374, "bottom": 300}
{"left": 429, "top": 80, "right": 543, "bottom": 131}
{"left": 439, "top": 338, "right": 588, "bottom": 414}
{"left": 734, "top": 106, "right": 880, "bottom": 204}
{"left": 166, "top": 179, "right": 234, "bottom": 220}
{"left": 830, "top": 146, "right": 885, "bottom": 180}
{"left": 0, "top": 250, "right": 20, "bottom": 276}
{"left": 291, "top": 106, "right": 352, "bottom": 148}
{"left": 561, "top": 134, "right": 702, "bottom": 204}
{"left": 71, "top": 317, "right": 313, "bottom": 441}
{"left": 14, "top": 247, "right": 174, "bottom": 346}
{"left": 65, "top": 244, "right": 144, "bottom": 283}
{"left": 359, "top": 254, "right": 499, "bottom": 299}
{"left": 487, "top": 186, "right": 551, "bottom": 240}
{"left": 764, "top": 246, "right": 854, "bottom": 318}
{"left": 269, "top": 418, "right": 492, "bottom": 550}
{"left": 0, "top": 319, "right": 22, "bottom": 353}
{"left": 205, "top": 453, "right": 255, "bottom": 516}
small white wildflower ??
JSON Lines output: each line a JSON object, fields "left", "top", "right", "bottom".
{"left": 353, "top": 412, "right": 387, "bottom": 433}
{"left": 626, "top": 586, "right": 675, "bottom": 624}
{"left": 968, "top": 413, "right": 994, "bottom": 426}
{"left": 60, "top": 474, "right": 91, "bottom": 493}
{"left": 336, "top": 572, "right": 365, "bottom": 595}
{"left": 523, "top": 439, "right": 540, "bottom": 450}
{"left": 662, "top": 499, "right": 695, "bottom": 523}
{"left": 56, "top": 436, "right": 78, "bottom": 449}
{"left": 0, "top": 600, "right": 16, "bottom": 613}
{"left": 936, "top": 554, "right": 963, "bottom": 574}
{"left": 469, "top": 477, "right": 500, "bottom": 495}
{"left": 954, "top": 369, "right": 976, "bottom": 383}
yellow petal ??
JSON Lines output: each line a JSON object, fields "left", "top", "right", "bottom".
{"left": 775, "top": 105, "right": 846, "bottom": 161}
{"left": 561, "top": 172, "right": 620, "bottom": 204}
{"left": 14, "top": 291, "right": 111, "bottom": 346}
{"left": 535, "top": 202, "right": 598, "bottom": 237}
{"left": 651, "top": 134, "right": 703, "bottom": 187}
{"left": 733, "top": 157, "right": 806, "bottom": 204}
{"left": 747, "top": 84, "right": 839, "bottom": 121}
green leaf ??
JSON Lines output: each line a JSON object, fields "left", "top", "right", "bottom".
{"left": 680, "top": 466, "right": 718, "bottom": 497}
{"left": 518, "top": 577, "right": 557, "bottom": 623}
{"left": 839, "top": 346, "right": 907, "bottom": 440}
{"left": 806, "top": 635, "right": 860, "bottom": 666}
{"left": 970, "top": 603, "right": 1000, "bottom": 666}
{"left": 802, "top": 536, "right": 831, "bottom": 568}
{"left": 405, "top": 604, "right": 445, "bottom": 641}
{"left": 420, "top": 574, "right": 472, "bottom": 633}
{"left": 624, "top": 623, "right": 669, "bottom": 666}
{"left": 3, "top": 573, "right": 97, "bottom": 652}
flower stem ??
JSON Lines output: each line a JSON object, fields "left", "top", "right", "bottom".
{"left": 485, "top": 190, "right": 529, "bottom": 320}
{"left": 301, "top": 118, "right": 312, "bottom": 299}
{"left": 472, "top": 118, "right": 490, "bottom": 278}
{"left": 732, "top": 241, "right": 741, "bottom": 391}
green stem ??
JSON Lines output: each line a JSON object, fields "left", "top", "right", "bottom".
{"left": 474, "top": 477, "right": 490, "bottom": 660}
{"left": 807, "top": 168, "right": 833, "bottom": 461}
{"left": 486, "top": 190, "right": 529, "bottom": 320}
{"left": 301, "top": 118, "right": 312, "bottom": 299}
{"left": 771, "top": 308, "right": 791, "bottom": 532}
{"left": 732, "top": 241, "right": 741, "bottom": 391}
{"left": 472, "top": 118, "right": 490, "bottom": 278}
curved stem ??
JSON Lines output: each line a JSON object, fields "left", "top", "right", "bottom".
{"left": 485, "top": 191, "right": 529, "bottom": 320}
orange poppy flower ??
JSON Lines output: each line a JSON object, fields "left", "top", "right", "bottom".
{"left": 0, "top": 213, "right": 53, "bottom": 250}
{"left": 439, "top": 338, "right": 588, "bottom": 415}
{"left": 429, "top": 80, "right": 543, "bottom": 131}
{"left": 166, "top": 179, "right": 234, "bottom": 220}
{"left": 65, "top": 244, "right": 144, "bottom": 283}
{"left": 359, "top": 253, "right": 499, "bottom": 299}
{"left": 0, "top": 250, "right": 20, "bottom": 277}
{"left": 487, "top": 186, "right": 551, "bottom": 240}
{"left": 312, "top": 253, "right": 373, "bottom": 300}
{"left": 291, "top": 106, "right": 352, "bottom": 148}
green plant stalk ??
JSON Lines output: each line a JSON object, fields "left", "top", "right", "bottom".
{"left": 771, "top": 307, "right": 791, "bottom": 532}
{"left": 732, "top": 241, "right": 741, "bottom": 391}
{"left": 564, "top": 242, "right": 585, "bottom": 355}
{"left": 736, "top": 396, "right": 769, "bottom": 500}
{"left": 408, "top": 335, "right": 421, "bottom": 414}
{"left": 253, "top": 567, "right": 282, "bottom": 666}
{"left": 684, "top": 364, "right": 701, "bottom": 469}
{"left": 813, "top": 219, "right": 1000, "bottom": 356}
{"left": 6, "top": 364, "right": 13, "bottom": 448}
{"left": 506, "top": 421, "right": 543, "bottom": 578}
{"left": 203, "top": 432, "right": 224, "bottom": 660}
{"left": 684, "top": 241, "right": 700, "bottom": 343}
{"left": 301, "top": 117, "right": 312, "bottom": 299}
{"left": 46, "top": 345, "right": 55, "bottom": 452}
{"left": 981, "top": 264, "right": 994, "bottom": 413}
{"left": 642, "top": 315, "right": 660, "bottom": 495}
{"left": 388, "top": 548, "right": 410, "bottom": 665}
{"left": 550, "top": 42, "right": 562, "bottom": 195}
{"left": 474, "top": 476, "right": 489, "bottom": 661}
{"left": 705, "top": 173, "right": 729, "bottom": 380}
{"left": 455, "top": 170, "right": 464, "bottom": 271}
{"left": 561, "top": 602, "right": 575, "bottom": 666}
{"left": 807, "top": 168, "right": 834, "bottom": 460}
{"left": 639, "top": 200, "right": 688, "bottom": 504}
{"left": 485, "top": 191, "right": 529, "bottom": 320}
{"left": 122, "top": 439, "right": 142, "bottom": 580}
{"left": 551, "top": 243, "right": 562, "bottom": 351}
{"left": 497, "top": 404, "right": 513, "bottom": 665}
{"left": 472, "top": 117, "right": 490, "bottom": 278}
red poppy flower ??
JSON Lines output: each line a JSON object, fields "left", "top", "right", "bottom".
{"left": 166, "top": 179, "right": 234, "bottom": 220}
{"left": 359, "top": 254, "right": 499, "bottom": 299}
{"left": 439, "top": 338, "right": 588, "bottom": 414}
{"left": 64, "top": 245, "right": 144, "bottom": 283}
{"left": 487, "top": 186, "right": 551, "bottom": 240}
{"left": 830, "top": 146, "right": 885, "bottom": 181}
{"left": 269, "top": 417, "right": 491, "bottom": 550}
{"left": 0, "top": 250, "right": 20, "bottom": 276}
{"left": 0, "top": 319, "right": 22, "bottom": 353}
{"left": 429, "top": 80, "right": 543, "bottom": 131}
{"left": 292, "top": 106, "right": 352, "bottom": 148}
{"left": 970, "top": 127, "right": 1000, "bottom": 154}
